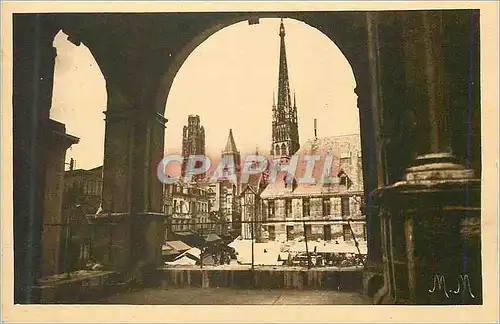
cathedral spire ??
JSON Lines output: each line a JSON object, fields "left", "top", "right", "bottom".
{"left": 277, "top": 18, "right": 292, "bottom": 120}
{"left": 271, "top": 19, "right": 300, "bottom": 159}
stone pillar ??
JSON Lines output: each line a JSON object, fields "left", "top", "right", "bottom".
{"left": 41, "top": 120, "right": 79, "bottom": 276}
{"left": 89, "top": 87, "right": 166, "bottom": 280}
{"left": 101, "top": 90, "right": 136, "bottom": 214}
{"left": 375, "top": 154, "right": 481, "bottom": 304}
{"left": 358, "top": 14, "right": 385, "bottom": 296}
{"left": 13, "top": 14, "right": 62, "bottom": 302}
{"left": 373, "top": 10, "right": 482, "bottom": 304}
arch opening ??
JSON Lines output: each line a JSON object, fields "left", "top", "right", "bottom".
{"left": 48, "top": 30, "right": 107, "bottom": 273}
{"left": 159, "top": 17, "right": 369, "bottom": 268}
{"left": 162, "top": 18, "right": 360, "bottom": 159}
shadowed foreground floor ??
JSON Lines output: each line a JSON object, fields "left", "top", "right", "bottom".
{"left": 92, "top": 287, "right": 373, "bottom": 305}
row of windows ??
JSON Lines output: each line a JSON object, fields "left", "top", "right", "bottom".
{"left": 274, "top": 143, "right": 288, "bottom": 156}
{"left": 65, "top": 179, "right": 102, "bottom": 196}
{"left": 169, "top": 185, "right": 209, "bottom": 197}
{"left": 169, "top": 221, "right": 216, "bottom": 232}
{"left": 171, "top": 200, "right": 209, "bottom": 214}
{"left": 266, "top": 224, "right": 367, "bottom": 241}
{"left": 267, "top": 197, "right": 356, "bottom": 218}
{"left": 84, "top": 180, "right": 102, "bottom": 196}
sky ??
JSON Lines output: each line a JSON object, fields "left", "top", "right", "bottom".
{"left": 50, "top": 18, "right": 359, "bottom": 170}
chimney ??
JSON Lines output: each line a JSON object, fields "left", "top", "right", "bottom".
{"left": 314, "top": 118, "right": 317, "bottom": 140}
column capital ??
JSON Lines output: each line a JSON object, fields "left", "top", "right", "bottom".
{"left": 44, "top": 119, "right": 79, "bottom": 150}
{"left": 155, "top": 112, "right": 168, "bottom": 128}
{"left": 103, "top": 109, "right": 167, "bottom": 128}
{"left": 103, "top": 108, "right": 141, "bottom": 122}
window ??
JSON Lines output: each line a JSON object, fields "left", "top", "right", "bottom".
{"left": 338, "top": 171, "right": 349, "bottom": 186}
{"left": 173, "top": 200, "right": 177, "bottom": 213}
{"left": 286, "top": 225, "right": 294, "bottom": 241}
{"left": 285, "top": 199, "right": 292, "bottom": 217}
{"left": 180, "top": 201, "right": 184, "bottom": 213}
{"left": 340, "top": 157, "right": 351, "bottom": 165}
{"left": 341, "top": 197, "right": 350, "bottom": 217}
{"left": 322, "top": 198, "right": 331, "bottom": 216}
{"left": 323, "top": 225, "right": 332, "bottom": 241}
{"left": 340, "top": 152, "right": 351, "bottom": 165}
{"left": 268, "top": 200, "right": 275, "bottom": 217}
{"left": 302, "top": 198, "right": 310, "bottom": 217}
{"left": 304, "top": 224, "right": 312, "bottom": 238}
{"left": 343, "top": 224, "right": 353, "bottom": 241}
{"left": 268, "top": 225, "right": 276, "bottom": 241}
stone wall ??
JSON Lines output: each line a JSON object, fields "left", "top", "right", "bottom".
{"left": 159, "top": 268, "right": 363, "bottom": 291}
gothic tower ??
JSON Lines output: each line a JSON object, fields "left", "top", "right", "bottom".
{"left": 221, "top": 129, "right": 242, "bottom": 191}
{"left": 271, "top": 19, "right": 300, "bottom": 159}
{"left": 219, "top": 129, "right": 242, "bottom": 236}
{"left": 181, "top": 115, "right": 205, "bottom": 180}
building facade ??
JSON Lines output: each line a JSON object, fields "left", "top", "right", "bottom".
{"left": 163, "top": 181, "right": 212, "bottom": 238}
{"left": 61, "top": 164, "right": 103, "bottom": 272}
{"left": 63, "top": 165, "right": 103, "bottom": 214}
{"left": 240, "top": 172, "right": 267, "bottom": 242}
{"left": 261, "top": 134, "right": 366, "bottom": 242}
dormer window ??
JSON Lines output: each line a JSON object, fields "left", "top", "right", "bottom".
{"left": 340, "top": 152, "right": 351, "bottom": 165}
{"left": 268, "top": 200, "right": 275, "bottom": 217}
{"left": 337, "top": 170, "right": 348, "bottom": 186}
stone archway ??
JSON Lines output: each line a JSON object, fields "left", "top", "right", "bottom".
{"left": 149, "top": 11, "right": 382, "bottom": 266}
{"left": 12, "top": 11, "right": 381, "bottom": 302}
{"left": 13, "top": 10, "right": 481, "bottom": 304}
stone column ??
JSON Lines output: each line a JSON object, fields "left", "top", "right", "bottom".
{"left": 375, "top": 154, "right": 481, "bottom": 304}
{"left": 362, "top": 13, "right": 383, "bottom": 267}
{"left": 89, "top": 87, "right": 167, "bottom": 281}
{"left": 421, "top": 11, "right": 450, "bottom": 154}
{"left": 358, "top": 13, "right": 385, "bottom": 296}
{"left": 41, "top": 120, "right": 79, "bottom": 277}
{"left": 374, "top": 10, "right": 482, "bottom": 304}
{"left": 128, "top": 103, "right": 167, "bottom": 276}
{"left": 100, "top": 89, "right": 137, "bottom": 214}
{"left": 12, "top": 14, "right": 62, "bottom": 302}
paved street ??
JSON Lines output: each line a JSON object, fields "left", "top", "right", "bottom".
{"left": 94, "top": 287, "right": 373, "bottom": 305}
